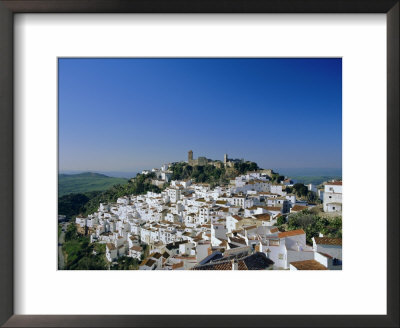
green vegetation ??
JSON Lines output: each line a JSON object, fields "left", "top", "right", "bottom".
{"left": 62, "top": 224, "right": 144, "bottom": 270}
{"left": 141, "top": 243, "right": 150, "bottom": 261}
{"left": 58, "top": 172, "right": 129, "bottom": 196}
{"left": 62, "top": 224, "right": 108, "bottom": 270}
{"left": 111, "top": 257, "right": 140, "bottom": 270}
{"left": 270, "top": 173, "right": 285, "bottom": 184}
{"left": 233, "top": 161, "right": 259, "bottom": 174}
{"left": 286, "top": 183, "right": 319, "bottom": 204}
{"left": 278, "top": 210, "right": 342, "bottom": 244}
{"left": 170, "top": 161, "right": 259, "bottom": 187}
{"left": 277, "top": 215, "right": 286, "bottom": 226}
{"left": 59, "top": 162, "right": 262, "bottom": 219}
{"left": 58, "top": 193, "right": 92, "bottom": 218}
{"left": 171, "top": 162, "right": 226, "bottom": 186}
{"left": 58, "top": 173, "right": 161, "bottom": 219}
{"left": 82, "top": 173, "right": 161, "bottom": 216}
{"left": 64, "top": 221, "right": 79, "bottom": 241}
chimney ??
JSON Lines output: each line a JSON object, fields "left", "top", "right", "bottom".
{"left": 231, "top": 259, "right": 238, "bottom": 270}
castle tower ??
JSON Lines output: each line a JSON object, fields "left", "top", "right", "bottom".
{"left": 188, "top": 150, "right": 193, "bottom": 164}
{"left": 224, "top": 154, "right": 228, "bottom": 166}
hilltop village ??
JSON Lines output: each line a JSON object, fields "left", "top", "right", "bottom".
{"left": 74, "top": 151, "right": 342, "bottom": 270}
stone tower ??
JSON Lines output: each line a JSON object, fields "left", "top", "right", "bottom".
{"left": 188, "top": 150, "right": 193, "bottom": 164}
{"left": 224, "top": 154, "right": 228, "bottom": 166}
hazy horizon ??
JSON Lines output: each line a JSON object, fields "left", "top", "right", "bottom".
{"left": 59, "top": 167, "right": 342, "bottom": 180}
{"left": 59, "top": 58, "right": 342, "bottom": 172}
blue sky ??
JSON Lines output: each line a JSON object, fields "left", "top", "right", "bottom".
{"left": 59, "top": 58, "right": 342, "bottom": 173}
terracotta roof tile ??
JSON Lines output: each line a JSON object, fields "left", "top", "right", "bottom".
{"left": 314, "top": 237, "right": 342, "bottom": 246}
{"left": 326, "top": 181, "right": 342, "bottom": 186}
{"left": 253, "top": 213, "right": 271, "bottom": 221}
{"left": 232, "top": 215, "right": 243, "bottom": 221}
{"left": 290, "top": 260, "right": 328, "bottom": 270}
{"left": 278, "top": 229, "right": 305, "bottom": 238}
{"left": 106, "top": 243, "right": 116, "bottom": 250}
{"left": 291, "top": 205, "right": 308, "bottom": 212}
{"left": 172, "top": 262, "right": 184, "bottom": 269}
{"left": 265, "top": 206, "right": 282, "bottom": 212}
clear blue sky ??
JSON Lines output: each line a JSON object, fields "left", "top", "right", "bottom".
{"left": 59, "top": 58, "right": 342, "bottom": 173}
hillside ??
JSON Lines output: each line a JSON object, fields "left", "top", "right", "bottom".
{"left": 58, "top": 161, "right": 264, "bottom": 217}
{"left": 58, "top": 173, "right": 161, "bottom": 218}
{"left": 58, "top": 172, "right": 129, "bottom": 196}
{"left": 170, "top": 161, "right": 260, "bottom": 187}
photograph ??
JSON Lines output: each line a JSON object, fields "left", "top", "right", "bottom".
{"left": 58, "top": 58, "right": 342, "bottom": 271}
{"left": 1, "top": 0, "right": 397, "bottom": 325}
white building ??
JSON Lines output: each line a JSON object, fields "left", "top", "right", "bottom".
{"left": 312, "top": 236, "right": 342, "bottom": 260}
{"left": 259, "top": 229, "right": 314, "bottom": 269}
{"left": 79, "top": 164, "right": 342, "bottom": 271}
{"left": 323, "top": 181, "right": 342, "bottom": 212}
{"left": 106, "top": 243, "right": 118, "bottom": 262}
{"left": 129, "top": 245, "right": 143, "bottom": 260}
{"left": 75, "top": 216, "right": 87, "bottom": 228}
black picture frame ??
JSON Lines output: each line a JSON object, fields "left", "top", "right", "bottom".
{"left": 0, "top": 1, "right": 398, "bottom": 327}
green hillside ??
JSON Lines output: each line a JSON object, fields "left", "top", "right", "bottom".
{"left": 58, "top": 172, "right": 129, "bottom": 196}
{"left": 169, "top": 161, "right": 260, "bottom": 187}
{"left": 58, "top": 173, "right": 161, "bottom": 218}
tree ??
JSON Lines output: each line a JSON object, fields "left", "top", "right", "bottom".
{"left": 63, "top": 234, "right": 108, "bottom": 270}
{"left": 277, "top": 215, "right": 286, "bottom": 226}
{"left": 58, "top": 193, "right": 90, "bottom": 218}
{"left": 286, "top": 211, "right": 342, "bottom": 244}
{"left": 111, "top": 257, "right": 140, "bottom": 270}
{"left": 277, "top": 175, "right": 285, "bottom": 183}
{"left": 307, "top": 191, "right": 318, "bottom": 204}
{"left": 65, "top": 223, "right": 78, "bottom": 241}
{"left": 293, "top": 183, "right": 309, "bottom": 197}
{"left": 234, "top": 161, "right": 259, "bottom": 174}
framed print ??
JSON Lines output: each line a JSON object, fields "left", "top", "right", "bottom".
{"left": 0, "top": 0, "right": 398, "bottom": 327}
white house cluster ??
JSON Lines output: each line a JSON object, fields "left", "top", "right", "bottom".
{"left": 75, "top": 161, "right": 342, "bottom": 270}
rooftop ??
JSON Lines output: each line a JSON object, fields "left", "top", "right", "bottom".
{"left": 278, "top": 229, "right": 305, "bottom": 238}
{"left": 314, "top": 237, "right": 342, "bottom": 246}
{"left": 192, "top": 252, "right": 274, "bottom": 270}
{"left": 326, "top": 181, "right": 342, "bottom": 186}
{"left": 291, "top": 205, "right": 308, "bottom": 212}
{"left": 290, "top": 260, "right": 328, "bottom": 270}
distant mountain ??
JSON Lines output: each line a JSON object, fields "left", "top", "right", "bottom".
{"left": 276, "top": 168, "right": 342, "bottom": 186}
{"left": 60, "top": 171, "right": 138, "bottom": 179}
{"left": 277, "top": 168, "right": 342, "bottom": 177}
{"left": 59, "top": 172, "right": 110, "bottom": 178}
{"left": 58, "top": 172, "right": 129, "bottom": 196}
{"left": 290, "top": 175, "right": 342, "bottom": 186}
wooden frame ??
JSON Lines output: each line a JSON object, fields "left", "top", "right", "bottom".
{"left": 0, "top": 0, "right": 398, "bottom": 327}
